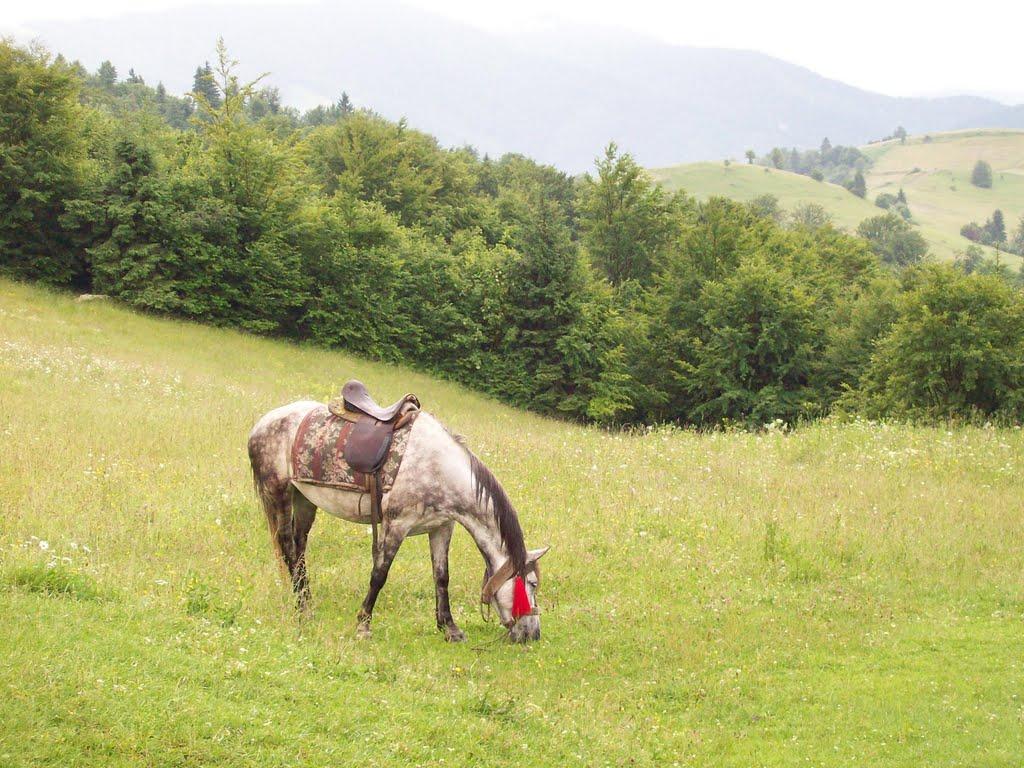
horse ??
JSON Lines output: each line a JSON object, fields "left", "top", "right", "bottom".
{"left": 247, "top": 399, "right": 549, "bottom": 642}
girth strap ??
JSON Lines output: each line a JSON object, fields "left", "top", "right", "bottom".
{"left": 368, "top": 472, "right": 382, "bottom": 563}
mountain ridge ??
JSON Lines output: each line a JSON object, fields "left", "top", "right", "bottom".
{"left": 13, "top": 0, "right": 1023, "bottom": 171}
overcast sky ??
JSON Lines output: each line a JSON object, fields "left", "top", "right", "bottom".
{"left": 6, "top": 0, "right": 1023, "bottom": 103}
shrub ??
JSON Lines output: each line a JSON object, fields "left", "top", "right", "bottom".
{"left": 683, "top": 257, "right": 824, "bottom": 427}
{"left": 971, "top": 160, "right": 993, "bottom": 189}
{"left": 857, "top": 214, "right": 927, "bottom": 268}
{"left": 961, "top": 221, "right": 983, "bottom": 242}
{"left": 875, "top": 193, "right": 897, "bottom": 210}
{"left": 854, "top": 266, "right": 1024, "bottom": 421}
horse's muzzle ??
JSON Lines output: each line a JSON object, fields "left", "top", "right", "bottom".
{"left": 508, "top": 613, "right": 541, "bottom": 643}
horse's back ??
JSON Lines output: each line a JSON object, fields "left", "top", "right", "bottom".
{"left": 250, "top": 400, "right": 321, "bottom": 440}
{"left": 248, "top": 400, "right": 320, "bottom": 480}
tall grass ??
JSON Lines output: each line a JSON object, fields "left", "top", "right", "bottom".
{"left": 2, "top": 278, "right": 1023, "bottom": 766}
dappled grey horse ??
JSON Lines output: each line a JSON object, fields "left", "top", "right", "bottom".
{"left": 248, "top": 396, "right": 548, "bottom": 642}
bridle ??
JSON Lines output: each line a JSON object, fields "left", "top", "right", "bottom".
{"left": 480, "top": 558, "right": 541, "bottom": 629}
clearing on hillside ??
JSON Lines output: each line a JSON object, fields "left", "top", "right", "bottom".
{"left": 2, "top": 280, "right": 1023, "bottom": 766}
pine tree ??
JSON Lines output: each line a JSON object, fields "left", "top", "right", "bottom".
{"left": 848, "top": 171, "right": 867, "bottom": 199}
{"left": 338, "top": 91, "right": 354, "bottom": 117}
{"left": 97, "top": 60, "right": 118, "bottom": 88}
{"left": 986, "top": 209, "right": 1006, "bottom": 244}
{"left": 896, "top": 187, "right": 907, "bottom": 204}
{"left": 1010, "top": 214, "right": 1024, "bottom": 256}
{"left": 192, "top": 62, "right": 221, "bottom": 108}
{"left": 579, "top": 143, "right": 684, "bottom": 286}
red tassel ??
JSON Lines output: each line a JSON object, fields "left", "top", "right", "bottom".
{"left": 511, "top": 576, "right": 532, "bottom": 619}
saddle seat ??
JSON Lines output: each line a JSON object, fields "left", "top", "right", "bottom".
{"left": 328, "top": 379, "right": 420, "bottom": 476}
{"left": 341, "top": 380, "right": 420, "bottom": 423}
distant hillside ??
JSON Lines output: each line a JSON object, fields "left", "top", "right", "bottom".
{"left": 649, "top": 162, "right": 880, "bottom": 229}
{"left": 12, "top": 0, "right": 1024, "bottom": 172}
{"left": 652, "top": 130, "right": 1024, "bottom": 266}
{"left": 864, "top": 130, "right": 1024, "bottom": 261}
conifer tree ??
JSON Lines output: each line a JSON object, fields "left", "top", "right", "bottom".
{"left": 848, "top": 170, "right": 867, "bottom": 198}
{"left": 97, "top": 60, "right": 117, "bottom": 88}
{"left": 338, "top": 91, "right": 354, "bottom": 116}
{"left": 986, "top": 209, "right": 1006, "bottom": 244}
{"left": 192, "top": 61, "right": 221, "bottom": 108}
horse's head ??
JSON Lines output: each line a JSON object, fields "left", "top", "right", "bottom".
{"left": 482, "top": 547, "right": 549, "bottom": 643}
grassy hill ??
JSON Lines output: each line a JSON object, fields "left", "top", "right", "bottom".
{"left": 651, "top": 129, "right": 1024, "bottom": 267}
{"left": 650, "top": 161, "right": 881, "bottom": 228}
{"left": 3, "top": 279, "right": 1024, "bottom": 766}
{"left": 864, "top": 129, "right": 1024, "bottom": 261}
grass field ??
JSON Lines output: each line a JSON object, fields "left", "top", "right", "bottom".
{"left": 3, "top": 279, "right": 1024, "bottom": 766}
{"left": 651, "top": 129, "right": 1024, "bottom": 267}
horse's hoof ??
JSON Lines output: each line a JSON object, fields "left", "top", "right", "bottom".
{"left": 444, "top": 626, "right": 466, "bottom": 643}
{"left": 356, "top": 622, "right": 372, "bottom": 640}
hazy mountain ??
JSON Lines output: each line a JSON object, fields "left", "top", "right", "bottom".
{"left": 16, "top": 0, "right": 1024, "bottom": 172}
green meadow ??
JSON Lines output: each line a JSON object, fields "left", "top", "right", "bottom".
{"left": 651, "top": 129, "right": 1024, "bottom": 267}
{"left": 2, "top": 279, "right": 1023, "bottom": 766}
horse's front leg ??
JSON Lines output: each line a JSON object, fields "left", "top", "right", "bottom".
{"left": 356, "top": 517, "right": 411, "bottom": 639}
{"left": 429, "top": 522, "right": 465, "bottom": 642}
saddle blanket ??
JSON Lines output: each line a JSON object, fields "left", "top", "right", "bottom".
{"left": 289, "top": 405, "right": 414, "bottom": 492}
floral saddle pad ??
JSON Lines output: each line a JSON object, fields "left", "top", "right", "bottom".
{"left": 289, "top": 405, "right": 415, "bottom": 493}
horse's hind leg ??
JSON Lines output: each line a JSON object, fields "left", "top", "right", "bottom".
{"left": 429, "top": 522, "right": 465, "bottom": 642}
{"left": 291, "top": 490, "right": 317, "bottom": 610}
{"left": 254, "top": 475, "right": 313, "bottom": 610}
{"left": 255, "top": 476, "right": 297, "bottom": 578}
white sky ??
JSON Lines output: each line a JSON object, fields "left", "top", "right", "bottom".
{"left": 6, "top": 0, "right": 1024, "bottom": 103}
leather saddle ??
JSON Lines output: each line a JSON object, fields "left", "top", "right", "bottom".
{"left": 342, "top": 380, "right": 420, "bottom": 424}
{"left": 329, "top": 380, "right": 420, "bottom": 474}
{"left": 331, "top": 380, "right": 421, "bottom": 559}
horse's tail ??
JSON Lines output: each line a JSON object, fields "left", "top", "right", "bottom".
{"left": 249, "top": 433, "right": 291, "bottom": 577}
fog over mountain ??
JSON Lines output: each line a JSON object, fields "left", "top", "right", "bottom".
{"left": 18, "top": 0, "right": 1024, "bottom": 171}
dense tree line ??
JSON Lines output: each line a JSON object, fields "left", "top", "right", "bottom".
{"left": 3, "top": 41, "right": 1024, "bottom": 425}
{"left": 757, "top": 137, "right": 872, "bottom": 190}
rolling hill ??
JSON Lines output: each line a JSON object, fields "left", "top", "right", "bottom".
{"left": 3, "top": 279, "right": 1024, "bottom": 764}
{"left": 651, "top": 129, "right": 1024, "bottom": 266}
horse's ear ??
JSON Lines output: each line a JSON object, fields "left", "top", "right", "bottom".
{"left": 526, "top": 546, "right": 550, "bottom": 564}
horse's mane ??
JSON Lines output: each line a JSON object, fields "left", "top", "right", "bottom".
{"left": 468, "top": 452, "right": 527, "bottom": 577}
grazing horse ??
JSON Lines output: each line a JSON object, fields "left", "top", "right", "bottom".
{"left": 248, "top": 399, "right": 548, "bottom": 642}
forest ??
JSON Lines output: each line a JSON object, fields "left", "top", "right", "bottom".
{"left": 3, "top": 40, "right": 1024, "bottom": 426}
